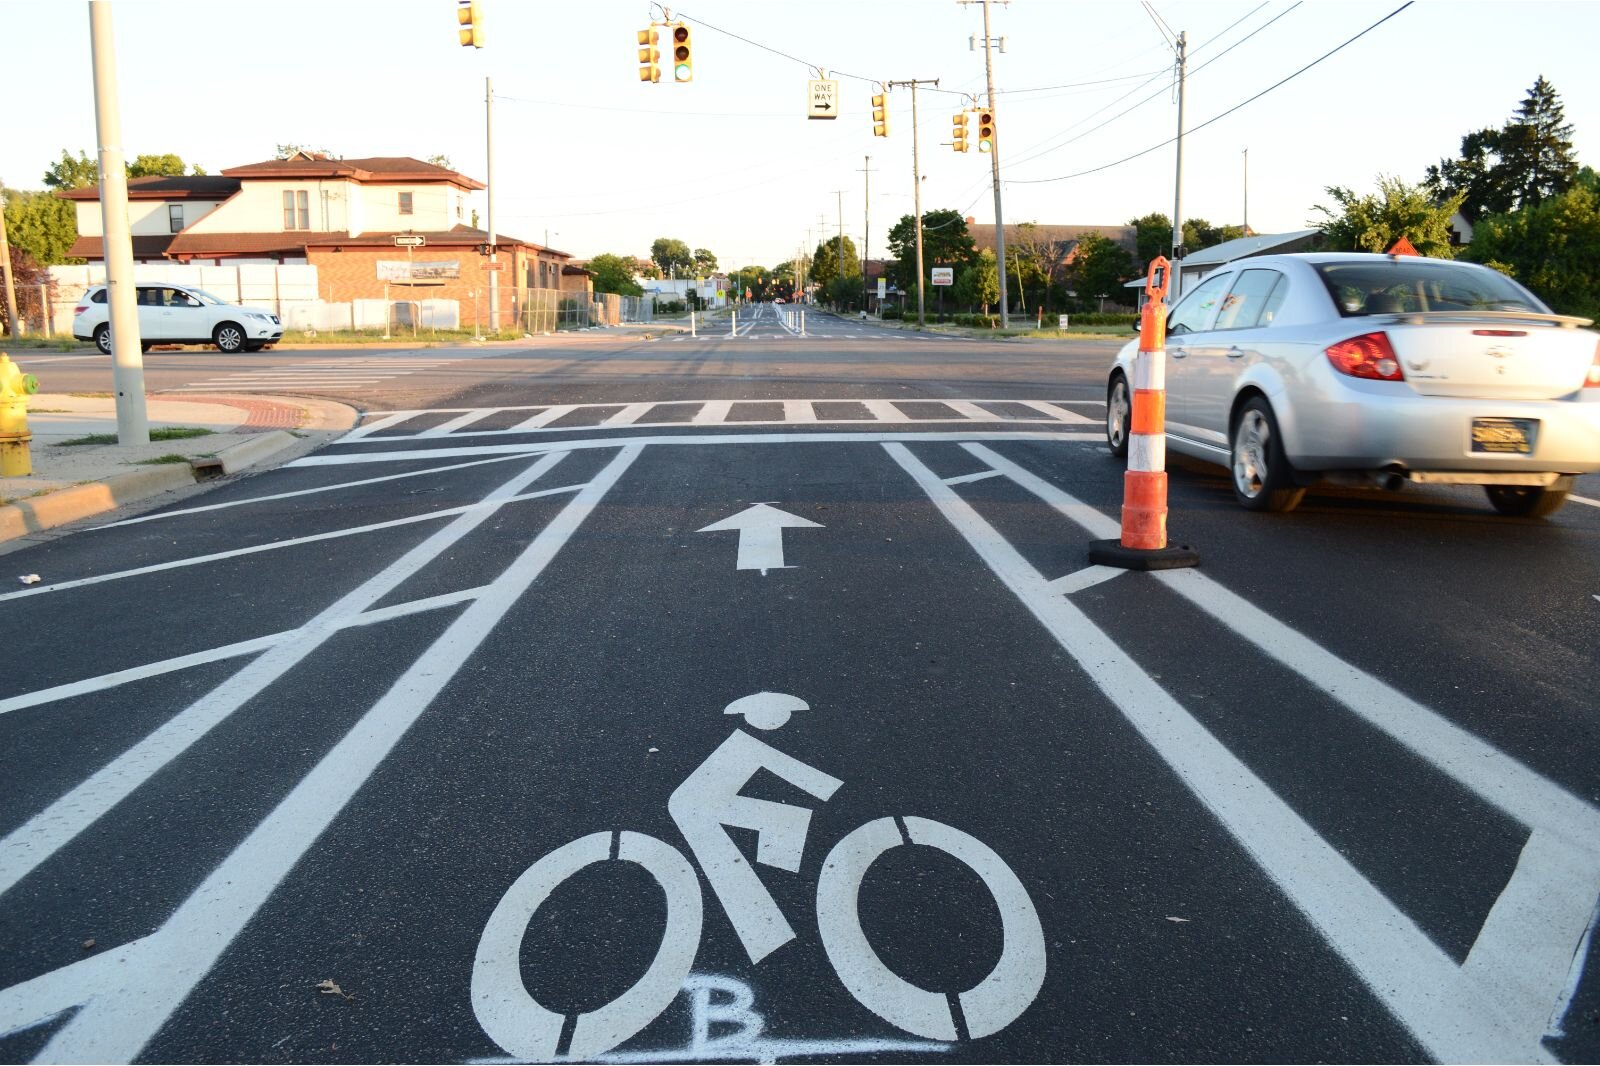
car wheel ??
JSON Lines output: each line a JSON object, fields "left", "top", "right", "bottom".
{"left": 1483, "top": 484, "right": 1570, "bottom": 518}
{"left": 94, "top": 324, "right": 112, "bottom": 354}
{"left": 1230, "top": 396, "right": 1305, "bottom": 513}
{"left": 1106, "top": 373, "right": 1131, "bottom": 459}
{"left": 214, "top": 322, "right": 246, "bottom": 353}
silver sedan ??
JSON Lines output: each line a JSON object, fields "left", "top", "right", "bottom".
{"left": 1105, "top": 252, "right": 1600, "bottom": 516}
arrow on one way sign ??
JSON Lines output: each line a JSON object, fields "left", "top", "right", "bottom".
{"left": 697, "top": 503, "right": 823, "bottom": 575}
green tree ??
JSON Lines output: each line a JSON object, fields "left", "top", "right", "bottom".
{"left": 43, "top": 149, "right": 98, "bottom": 190}
{"left": 1464, "top": 167, "right": 1600, "bottom": 318}
{"left": 1311, "top": 176, "right": 1464, "bottom": 257}
{"left": 1182, "top": 218, "right": 1245, "bottom": 253}
{"left": 0, "top": 244, "right": 55, "bottom": 334}
{"left": 953, "top": 249, "right": 1000, "bottom": 313}
{"left": 650, "top": 237, "right": 693, "bottom": 278}
{"left": 886, "top": 209, "right": 977, "bottom": 290}
{"left": 2, "top": 185, "right": 80, "bottom": 265}
{"left": 127, "top": 153, "right": 200, "bottom": 178}
{"left": 1071, "top": 233, "right": 1136, "bottom": 306}
{"left": 1128, "top": 212, "right": 1172, "bottom": 265}
{"left": 1426, "top": 76, "right": 1580, "bottom": 218}
{"left": 809, "top": 236, "right": 860, "bottom": 286}
{"left": 692, "top": 247, "right": 718, "bottom": 274}
{"left": 587, "top": 253, "right": 644, "bottom": 297}
{"left": 426, "top": 154, "right": 453, "bottom": 169}
{"left": 275, "top": 144, "right": 330, "bottom": 160}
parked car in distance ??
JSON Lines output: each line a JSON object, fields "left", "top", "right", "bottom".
{"left": 73, "top": 283, "right": 284, "bottom": 354}
{"left": 1105, "top": 253, "right": 1600, "bottom": 517}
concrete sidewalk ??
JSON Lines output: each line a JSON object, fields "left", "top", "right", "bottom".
{"left": 1, "top": 392, "right": 356, "bottom": 549}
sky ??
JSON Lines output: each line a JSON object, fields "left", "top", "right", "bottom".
{"left": 3, "top": 0, "right": 1599, "bottom": 271}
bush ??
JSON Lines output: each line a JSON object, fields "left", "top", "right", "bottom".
{"left": 1058, "top": 311, "right": 1138, "bottom": 326}
{"left": 881, "top": 306, "right": 901, "bottom": 320}
{"left": 654, "top": 299, "right": 686, "bottom": 314}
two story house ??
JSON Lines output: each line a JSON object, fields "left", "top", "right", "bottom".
{"left": 58, "top": 152, "right": 575, "bottom": 316}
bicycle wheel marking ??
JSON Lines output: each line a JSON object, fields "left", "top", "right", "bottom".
{"left": 472, "top": 831, "right": 703, "bottom": 1062}
{"left": 815, "top": 816, "right": 1047, "bottom": 1041}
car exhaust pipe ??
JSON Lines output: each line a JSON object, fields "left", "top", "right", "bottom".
{"left": 1371, "top": 465, "right": 1408, "bottom": 491}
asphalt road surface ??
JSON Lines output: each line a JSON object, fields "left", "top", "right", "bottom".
{"left": 3, "top": 311, "right": 1598, "bottom": 1064}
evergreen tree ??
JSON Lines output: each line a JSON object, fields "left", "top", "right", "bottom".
{"left": 1425, "top": 76, "right": 1579, "bottom": 218}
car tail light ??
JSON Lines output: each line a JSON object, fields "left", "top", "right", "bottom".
{"left": 1587, "top": 338, "right": 1600, "bottom": 387}
{"left": 73, "top": 305, "right": 88, "bottom": 316}
{"left": 1326, "top": 331, "right": 1404, "bottom": 381}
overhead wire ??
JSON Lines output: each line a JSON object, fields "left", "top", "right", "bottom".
{"left": 1006, "top": 1, "right": 1415, "bottom": 186}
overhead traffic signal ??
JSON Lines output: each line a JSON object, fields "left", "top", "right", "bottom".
{"left": 951, "top": 111, "right": 969, "bottom": 152}
{"left": 871, "top": 94, "right": 889, "bottom": 137}
{"left": 637, "top": 27, "right": 660, "bottom": 82}
{"left": 670, "top": 22, "right": 693, "bottom": 82}
{"left": 456, "top": 0, "right": 483, "bottom": 48}
{"left": 978, "top": 110, "right": 996, "bottom": 153}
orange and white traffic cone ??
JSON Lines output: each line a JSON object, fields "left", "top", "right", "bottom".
{"left": 1089, "top": 257, "right": 1199, "bottom": 571}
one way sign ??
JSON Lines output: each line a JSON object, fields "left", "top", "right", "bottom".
{"left": 807, "top": 78, "right": 840, "bottom": 120}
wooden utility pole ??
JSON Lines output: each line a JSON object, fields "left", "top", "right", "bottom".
{"left": 888, "top": 78, "right": 939, "bottom": 327}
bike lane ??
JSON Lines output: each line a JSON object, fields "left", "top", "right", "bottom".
{"left": 131, "top": 436, "right": 1418, "bottom": 1063}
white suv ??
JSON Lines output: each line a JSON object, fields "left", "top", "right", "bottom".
{"left": 73, "top": 283, "right": 284, "bottom": 354}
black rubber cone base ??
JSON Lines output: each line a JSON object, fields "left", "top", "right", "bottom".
{"left": 1087, "top": 539, "right": 1201, "bottom": 571}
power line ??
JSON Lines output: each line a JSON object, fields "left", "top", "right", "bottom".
{"left": 1006, "top": 1, "right": 1414, "bottom": 186}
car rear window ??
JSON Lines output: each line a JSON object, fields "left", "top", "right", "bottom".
{"left": 90, "top": 288, "right": 108, "bottom": 304}
{"left": 1313, "top": 260, "right": 1546, "bottom": 316}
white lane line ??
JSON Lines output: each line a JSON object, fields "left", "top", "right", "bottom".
{"left": 0, "top": 451, "right": 572, "bottom": 902}
{"left": 603, "top": 403, "right": 657, "bottom": 427}
{"left": 863, "top": 400, "right": 909, "bottom": 423}
{"left": 1019, "top": 400, "right": 1095, "bottom": 425}
{"left": 292, "top": 430, "right": 1100, "bottom": 467}
{"left": 885, "top": 442, "right": 1552, "bottom": 1064}
{"left": 942, "top": 469, "right": 1003, "bottom": 486}
{"left": 422, "top": 409, "right": 503, "bottom": 438}
{"left": 782, "top": 400, "right": 817, "bottom": 424}
{"left": 960, "top": 444, "right": 1121, "bottom": 539}
{"left": 694, "top": 400, "right": 733, "bottom": 425}
{"left": 6, "top": 447, "right": 643, "bottom": 1064}
{"left": 92, "top": 454, "right": 535, "bottom": 529}
{"left": 1570, "top": 494, "right": 1599, "bottom": 509}
{"left": 1045, "top": 564, "right": 1124, "bottom": 595}
{"left": 362, "top": 415, "right": 1079, "bottom": 443}
{"left": 508, "top": 405, "right": 576, "bottom": 431}
{"left": 339, "top": 411, "right": 421, "bottom": 442}
{"left": 0, "top": 586, "right": 488, "bottom": 717}
{"left": 0, "top": 482, "right": 582, "bottom": 606}
{"left": 944, "top": 400, "right": 999, "bottom": 421}
{"left": 352, "top": 398, "right": 1103, "bottom": 416}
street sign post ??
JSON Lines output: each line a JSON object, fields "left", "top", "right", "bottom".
{"left": 930, "top": 267, "right": 954, "bottom": 286}
{"left": 807, "top": 78, "right": 840, "bottom": 120}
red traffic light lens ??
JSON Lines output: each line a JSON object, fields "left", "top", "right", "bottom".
{"left": 674, "top": 25, "right": 689, "bottom": 42}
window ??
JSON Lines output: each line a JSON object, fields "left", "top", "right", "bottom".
{"left": 90, "top": 288, "right": 108, "bottom": 304}
{"left": 1166, "top": 272, "right": 1231, "bottom": 335}
{"left": 456, "top": 195, "right": 464, "bottom": 221}
{"left": 168, "top": 204, "right": 184, "bottom": 233}
{"left": 163, "top": 287, "right": 198, "bottom": 308}
{"left": 1213, "top": 269, "right": 1287, "bottom": 330}
{"left": 1313, "top": 260, "right": 1545, "bottom": 316}
{"left": 282, "top": 189, "right": 309, "bottom": 230}
{"left": 399, "top": 191, "right": 414, "bottom": 216}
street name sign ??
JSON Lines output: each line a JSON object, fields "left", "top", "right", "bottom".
{"left": 393, "top": 235, "right": 426, "bottom": 248}
{"left": 931, "top": 267, "right": 954, "bottom": 286}
{"left": 807, "top": 79, "right": 840, "bottom": 119}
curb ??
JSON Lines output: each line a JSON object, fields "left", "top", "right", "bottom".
{"left": 191, "top": 430, "right": 302, "bottom": 478}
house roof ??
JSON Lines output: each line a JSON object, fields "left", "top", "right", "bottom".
{"left": 67, "top": 234, "right": 180, "bottom": 259}
{"left": 219, "top": 154, "right": 486, "bottom": 190}
{"left": 299, "top": 226, "right": 566, "bottom": 256}
{"left": 56, "top": 175, "right": 241, "bottom": 202}
{"left": 165, "top": 232, "right": 320, "bottom": 259}
{"left": 1178, "top": 229, "right": 1320, "bottom": 268}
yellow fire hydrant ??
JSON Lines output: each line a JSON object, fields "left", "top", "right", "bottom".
{"left": 0, "top": 353, "right": 41, "bottom": 477}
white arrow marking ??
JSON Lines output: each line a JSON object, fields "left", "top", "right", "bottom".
{"left": 697, "top": 503, "right": 822, "bottom": 575}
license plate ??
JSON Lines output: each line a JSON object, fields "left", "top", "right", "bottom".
{"left": 1471, "top": 417, "right": 1538, "bottom": 455}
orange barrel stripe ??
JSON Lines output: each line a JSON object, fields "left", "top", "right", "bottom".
{"left": 1120, "top": 470, "right": 1168, "bottom": 550}
{"left": 1129, "top": 388, "right": 1165, "bottom": 437}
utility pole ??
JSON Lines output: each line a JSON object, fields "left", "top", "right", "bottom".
{"left": 961, "top": 0, "right": 1010, "bottom": 328}
{"left": 1242, "top": 147, "right": 1249, "bottom": 234}
{"left": 835, "top": 190, "right": 845, "bottom": 311}
{"left": 485, "top": 75, "right": 498, "bottom": 331}
{"left": 889, "top": 78, "right": 938, "bottom": 327}
{"left": 857, "top": 156, "right": 875, "bottom": 312}
{"left": 1170, "top": 30, "right": 1188, "bottom": 297}
{"left": 88, "top": 0, "right": 147, "bottom": 445}
{"left": 0, "top": 190, "right": 17, "bottom": 337}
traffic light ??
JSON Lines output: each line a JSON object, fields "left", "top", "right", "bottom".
{"left": 671, "top": 22, "right": 693, "bottom": 82}
{"left": 871, "top": 93, "right": 889, "bottom": 137}
{"left": 637, "top": 27, "right": 660, "bottom": 82}
{"left": 457, "top": 0, "right": 483, "bottom": 48}
{"left": 952, "top": 111, "right": 969, "bottom": 152}
{"left": 978, "top": 110, "right": 996, "bottom": 153}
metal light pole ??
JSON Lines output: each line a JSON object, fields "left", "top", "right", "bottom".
{"left": 961, "top": 0, "right": 1010, "bottom": 328}
{"left": 835, "top": 190, "right": 845, "bottom": 310}
{"left": 857, "top": 156, "right": 875, "bottom": 312}
{"left": 1170, "top": 30, "right": 1188, "bottom": 297}
{"left": 1242, "top": 147, "right": 1249, "bottom": 234}
{"left": 88, "top": 0, "right": 147, "bottom": 444}
{"left": 889, "top": 78, "right": 939, "bottom": 328}
{"left": 485, "top": 75, "right": 498, "bottom": 331}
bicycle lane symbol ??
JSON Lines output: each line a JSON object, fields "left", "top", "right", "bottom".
{"left": 471, "top": 692, "right": 1047, "bottom": 1062}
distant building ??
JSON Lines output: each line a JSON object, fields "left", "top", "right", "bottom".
{"left": 1172, "top": 229, "right": 1321, "bottom": 292}
{"left": 56, "top": 152, "right": 573, "bottom": 310}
